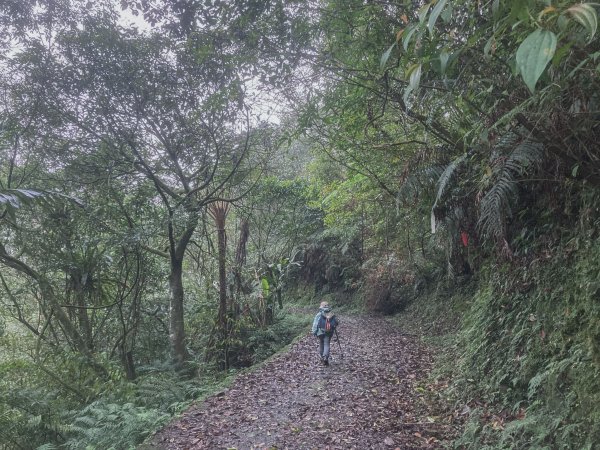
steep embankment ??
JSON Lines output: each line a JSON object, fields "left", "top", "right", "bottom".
{"left": 146, "top": 316, "right": 461, "bottom": 449}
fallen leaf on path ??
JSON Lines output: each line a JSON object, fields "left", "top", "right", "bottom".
{"left": 150, "top": 316, "right": 463, "bottom": 449}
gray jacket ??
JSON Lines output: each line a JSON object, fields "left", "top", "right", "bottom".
{"left": 312, "top": 307, "right": 338, "bottom": 336}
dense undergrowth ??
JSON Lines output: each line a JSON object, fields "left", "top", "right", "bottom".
{"left": 456, "top": 235, "right": 600, "bottom": 449}
{"left": 0, "top": 307, "right": 311, "bottom": 450}
{"left": 393, "top": 233, "right": 600, "bottom": 449}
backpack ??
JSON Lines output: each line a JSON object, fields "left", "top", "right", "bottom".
{"left": 318, "top": 313, "right": 337, "bottom": 334}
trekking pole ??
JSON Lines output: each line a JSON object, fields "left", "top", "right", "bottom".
{"left": 334, "top": 328, "right": 344, "bottom": 359}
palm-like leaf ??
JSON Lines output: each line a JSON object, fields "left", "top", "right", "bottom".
{"left": 0, "top": 189, "right": 46, "bottom": 208}
{"left": 431, "top": 153, "right": 467, "bottom": 233}
{"left": 397, "top": 164, "right": 444, "bottom": 205}
{"left": 0, "top": 189, "right": 83, "bottom": 219}
{"left": 478, "top": 138, "right": 544, "bottom": 242}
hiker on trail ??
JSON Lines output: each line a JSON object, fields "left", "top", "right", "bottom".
{"left": 311, "top": 301, "right": 339, "bottom": 366}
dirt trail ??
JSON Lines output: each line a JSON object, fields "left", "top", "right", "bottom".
{"left": 147, "top": 316, "right": 461, "bottom": 449}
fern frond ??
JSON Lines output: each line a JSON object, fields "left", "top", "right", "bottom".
{"left": 397, "top": 164, "right": 444, "bottom": 205}
{"left": 434, "top": 154, "right": 468, "bottom": 206}
{"left": 35, "top": 444, "right": 59, "bottom": 450}
{"left": 478, "top": 178, "right": 518, "bottom": 242}
{"left": 431, "top": 153, "right": 467, "bottom": 233}
{"left": 64, "top": 400, "right": 169, "bottom": 450}
{"left": 478, "top": 138, "right": 544, "bottom": 242}
{"left": 493, "top": 131, "right": 520, "bottom": 155}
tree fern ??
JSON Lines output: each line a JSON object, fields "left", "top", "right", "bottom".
{"left": 478, "top": 138, "right": 544, "bottom": 242}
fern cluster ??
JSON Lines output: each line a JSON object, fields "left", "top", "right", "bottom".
{"left": 452, "top": 231, "right": 600, "bottom": 449}
{"left": 0, "top": 386, "right": 70, "bottom": 449}
{"left": 478, "top": 135, "right": 545, "bottom": 243}
{"left": 61, "top": 401, "right": 169, "bottom": 450}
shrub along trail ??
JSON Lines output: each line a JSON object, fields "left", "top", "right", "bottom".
{"left": 148, "top": 316, "right": 461, "bottom": 449}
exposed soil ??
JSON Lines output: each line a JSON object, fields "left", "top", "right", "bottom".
{"left": 146, "top": 316, "right": 462, "bottom": 449}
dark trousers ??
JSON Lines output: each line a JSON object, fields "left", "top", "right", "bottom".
{"left": 318, "top": 333, "right": 331, "bottom": 360}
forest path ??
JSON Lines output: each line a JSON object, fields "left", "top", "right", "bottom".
{"left": 147, "top": 316, "right": 461, "bottom": 449}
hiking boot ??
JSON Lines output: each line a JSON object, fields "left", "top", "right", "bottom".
{"left": 323, "top": 358, "right": 329, "bottom": 366}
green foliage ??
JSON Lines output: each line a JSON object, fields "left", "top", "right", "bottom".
{"left": 2, "top": 0, "right": 600, "bottom": 449}
{"left": 320, "top": 174, "right": 370, "bottom": 234}
{"left": 388, "top": 226, "right": 600, "bottom": 449}
{"left": 516, "top": 29, "right": 557, "bottom": 93}
{"left": 131, "top": 373, "right": 207, "bottom": 413}
{"left": 0, "top": 189, "right": 84, "bottom": 223}
{"left": 212, "top": 306, "right": 311, "bottom": 369}
{"left": 0, "top": 364, "right": 81, "bottom": 449}
{"left": 478, "top": 137, "right": 545, "bottom": 243}
{"left": 566, "top": 3, "right": 598, "bottom": 42}
{"left": 450, "top": 231, "right": 600, "bottom": 448}
{"left": 64, "top": 401, "right": 169, "bottom": 450}
{"left": 244, "top": 310, "right": 311, "bottom": 364}
{"left": 0, "top": 339, "right": 235, "bottom": 449}
{"left": 245, "top": 176, "right": 323, "bottom": 266}
{"left": 431, "top": 153, "right": 467, "bottom": 233}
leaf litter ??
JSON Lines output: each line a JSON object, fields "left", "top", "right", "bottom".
{"left": 148, "top": 316, "right": 462, "bottom": 449}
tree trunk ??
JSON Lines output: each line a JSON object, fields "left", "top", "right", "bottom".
{"left": 208, "top": 202, "right": 231, "bottom": 369}
{"left": 169, "top": 257, "right": 189, "bottom": 367}
{"left": 166, "top": 217, "right": 196, "bottom": 368}
{"left": 73, "top": 277, "right": 93, "bottom": 351}
{"left": 120, "top": 349, "right": 136, "bottom": 380}
{"left": 217, "top": 226, "right": 227, "bottom": 332}
{"left": 232, "top": 219, "right": 249, "bottom": 318}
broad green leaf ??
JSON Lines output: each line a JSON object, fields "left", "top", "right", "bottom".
{"left": 428, "top": 0, "right": 448, "bottom": 35}
{"left": 0, "top": 193, "right": 19, "bottom": 208}
{"left": 380, "top": 42, "right": 397, "bottom": 70}
{"left": 0, "top": 189, "right": 84, "bottom": 212}
{"left": 403, "top": 25, "right": 419, "bottom": 51}
{"left": 510, "top": 0, "right": 530, "bottom": 22}
{"left": 403, "top": 63, "right": 422, "bottom": 104}
{"left": 567, "top": 3, "right": 598, "bottom": 42}
{"left": 441, "top": 4, "right": 453, "bottom": 23}
{"left": 572, "top": 164, "right": 580, "bottom": 177}
{"left": 516, "top": 29, "right": 557, "bottom": 93}
{"left": 261, "top": 277, "right": 270, "bottom": 295}
{"left": 407, "top": 63, "right": 422, "bottom": 91}
{"left": 439, "top": 50, "right": 450, "bottom": 73}
{"left": 0, "top": 189, "right": 44, "bottom": 207}
{"left": 492, "top": 0, "right": 500, "bottom": 18}
{"left": 403, "top": 85, "right": 413, "bottom": 105}
{"left": 558, "top": 13, "right": 569, "bottom": 31}
{"left": 418, "top": 3, "right": 431, "bottom": 24}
